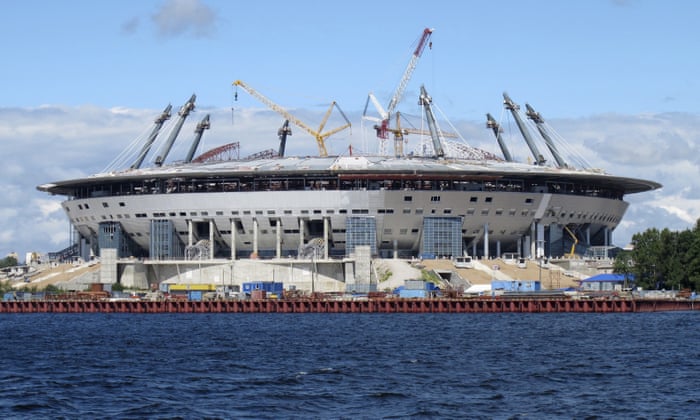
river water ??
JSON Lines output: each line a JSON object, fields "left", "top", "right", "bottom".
{"left": 1, "top": 312, "right": 698, "bottom": 418}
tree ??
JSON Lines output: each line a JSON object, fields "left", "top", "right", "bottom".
{"left": 0, "top": 256, "right": 18, "bottom": 269}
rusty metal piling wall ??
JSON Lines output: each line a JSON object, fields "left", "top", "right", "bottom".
{"left": 0, "top": 298, "right": 696, "bottom": 314}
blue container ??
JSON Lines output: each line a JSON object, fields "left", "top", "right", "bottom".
{"left": 3, "top": 292, "right": 14, "bottom": 301}
{"left": 188, "top": 291, "right": 202, "bottom": 301}
{"left": 399, "top": 289, "right": 427, "bottom": 298}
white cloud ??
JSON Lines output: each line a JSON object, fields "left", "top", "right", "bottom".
{"left": 151, "top": 0, "right": 217, "bottom": 38}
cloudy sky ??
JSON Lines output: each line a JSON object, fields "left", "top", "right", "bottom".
{"left": 2, "top": 0, "right": 700, "bottom": 261}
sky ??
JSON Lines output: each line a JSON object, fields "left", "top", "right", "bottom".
{"left": 2, "top": 0, "right": 700, "bottom": 261}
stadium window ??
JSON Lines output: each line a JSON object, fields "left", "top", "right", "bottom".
{"left": 470, "top": 197, "right": 477, "bottom": 202}
{"left": 102, "top": 202, "right": 109, "bottom": 208}
{"left": 485, "top": 197, "right": 493, "bottom": 203}
{"left": 404, "top": 196, "right": 413, "bottom": 202}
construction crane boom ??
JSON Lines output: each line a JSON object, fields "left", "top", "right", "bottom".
{"left": 387, "top": 28, "right": 434, "bottom": 116}
{"left": 364, "top": 27, "right": 434, "bottom": 141}
{"left": 233, "top": 80, "right": 351, "bottom": 157}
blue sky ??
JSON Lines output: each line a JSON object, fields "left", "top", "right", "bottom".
{"left": 2, "top": 0, "right": 700, "bottom": 260}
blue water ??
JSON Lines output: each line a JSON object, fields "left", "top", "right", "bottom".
{"left": 1, "top": 312, "right": 699, "bottom": 419}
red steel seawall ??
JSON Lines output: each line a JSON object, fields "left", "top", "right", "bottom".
{"left": 0, "top": 298, "right": 697, "bottom": 314}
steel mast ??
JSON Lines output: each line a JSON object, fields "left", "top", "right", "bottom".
{"left": 419, "top": 85, "right": 444, "bottom": 158}
{"left": 130, "top": 104, "right": 172, "bottom": 170}
{"left": 486, "top": 113, "right": 514, "bottom": 162}
{"left": 525, "top": 104, "right": 567, "bottom": 168}
{"left": 503, "top": 92, "right": 545, "bottom": 165}
{"left": 185, "top": 114, "right": 210, "bottom": 163}
{"left": 155, "top": 94, "right": 196, "bottom": 167}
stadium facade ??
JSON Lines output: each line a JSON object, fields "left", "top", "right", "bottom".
{"left": 37, "top": 94, "right": 661, "bottom": 290}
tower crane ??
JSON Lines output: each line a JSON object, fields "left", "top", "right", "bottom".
{"left": 363, "top": 27, "right": 434, "bottom": 141}
{"left": 232, "top": 80, "right": 351, "bottom": 157}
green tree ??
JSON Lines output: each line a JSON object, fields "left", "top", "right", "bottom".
{"left": 0, "top": 256, "right": 18, "bottom": 269}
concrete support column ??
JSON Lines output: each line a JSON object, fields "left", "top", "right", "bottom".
{"left": 299, "top": 218, "right": 305, "bottom": 254}
{"left": 496, "top": 240, "right": 501, "bottom": 258}
{"left": 536, "top": 222, "right": 545, "bottom": 259}
{"left": 472, "top": 241, "right": 477, "bottom": 258}
{"left": 586, "top": 227, "right": 591, "bottom": 246}
{"left": 276, "top": 218, "right": 282, "bottom": 259}
{"left": 253, "top": 218, "right": 259, "bottom": 256}
{"left": 187, "top": 220, "right": 193, "bottom": 247}
{"left": 483, "top": 223, "right": 489, "bottom": 260}
{"left": 209, "top": 220, "right": 214, "bottom": 260}
{"left": 323, "top": 217, "right": 329, "bottom": 260}
{"left": 604, "top": 226, "right": 610, "bottom": 247}
{"left": 230, "top": 219, "right": 236, "bottom": 260}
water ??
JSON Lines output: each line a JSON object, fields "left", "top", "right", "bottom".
{"left": 1, "top": 312, "right": 699, "bottom": 419}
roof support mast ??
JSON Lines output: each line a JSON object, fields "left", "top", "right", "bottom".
{"left": 155, "top": 94, "right": 196, "bottom": 167}
{"left": 130, "top": 104, "right": 172, "bottom": 170}
{"left": 185, "top": 114, "right": 211, "bottom": 163}
{"left": 419, "top": 85, "right": 444, "bottom": 158}
{"left": 503, "top": 92, "right": 546, "bottom": 165}
{"left": 525, "top": 104, "right": 567, "bottom": 168}
{"left": 486, "top": 113, "right": 514, "bottom": 162}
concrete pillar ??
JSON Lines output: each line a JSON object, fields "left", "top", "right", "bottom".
{"left": 472, "top": 241, "right": 477, "bottom": 258}
{"left": 253, "top": 218, "right": 259, "bottom": 256}
{"left": 483, "top": 223, "right": 489, "bottom": 260}
{"left": 230, "top": 219, "right": 236, "bottom": 260}
{"left": 209, "top": 220, "right": 214, "bottom": 260}
{"left": 604, "top": 226, "right": 610, "bottom": 247}
{"left": 536, "top": 222, "right": 545, "bottom": 259}
{"left": 187, "top": 220, "right": 193, "bottom": 247}
{"left": 299, "top": 218, "right": 305, "bottom": 253}
{"left": 496, "top": 240, "right": 501, "bottom": 258}
{"left": 323, "top": 217, "right": 329, "bottom": 260}
{"left": 276, "top": 218, "right": 282, "bottom": 259}
{"left": 586, "top": 227, "right": 591, "bottom": 246}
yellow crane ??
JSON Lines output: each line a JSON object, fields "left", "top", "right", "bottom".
{"left": 233, "top": 80, "right": 351, "bottom": 157}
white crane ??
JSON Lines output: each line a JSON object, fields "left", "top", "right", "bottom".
{"left": 363, "top": 27, "right": 434, "bottom": 147}
{"left": 233, "top": 80, "right": 351, "bottom": 157}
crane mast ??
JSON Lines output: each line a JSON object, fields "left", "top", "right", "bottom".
{"left": 233, "top": 80, "right": 351, "bottom": 157}
{"left": 370, "top": 27, "right": 434, "bottom": 141}
{"left": 387, "top": 28, "right": 434, "bottom": 117}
